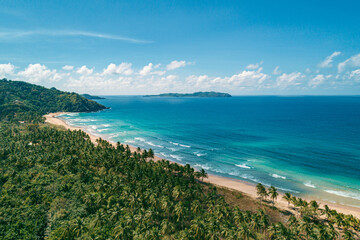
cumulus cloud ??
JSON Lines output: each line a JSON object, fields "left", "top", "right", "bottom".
{"left": 77, "top": 65, "right": 93, "bottom": 75}
{"left": 246, "top": 61, "right": 263, "bottom": 70}
{"left": 17, "top": 64, "right": 61, "bottom": 83}
{"left": 272, "top": 66, "right": 281, "bottom": 75}
{"left": 318, "top": 51, "right": 341, "bottom": 68}
{"left": 349, "top": 69, "right": 360, "bottom": 82}
{"left": 338, "top": 53, "right": 360, "bottom": 72}
{"left": 186, "top": 68, "right": 269, "bottom": 90}
{"left": 166, "top": 60, "right": 188, "bottom": 70}
{"left": 0, "top": 63, "right": 15, "bottom": 78}
{"left": 62, "top": 65, "right": 74, "bottom": 71}
{"left": 139, "top": 63, "right": 165, "bottom": 76}
{"left": 4, "top": 56, "right": 360, "bottom": 94}
{"left": 139, "top": 63, "right": 153, "bottom": 76}
{"left": 103, "top": 63, "right": 133, "bottom": 75}
{"left": 308, "top": 74, "right": 332, "bottom": 87}
{"left": 276, "top": 72, "right": 305, "bottom": 88}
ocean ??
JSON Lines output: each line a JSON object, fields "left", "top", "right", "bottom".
{"left": 59, "top": 96, "right": 360, "bottom": 207}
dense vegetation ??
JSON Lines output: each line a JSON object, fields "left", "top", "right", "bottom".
{"left": 144, "top": 91, "right": 232, "bottom": 98}
{"left": 81, "top": 94, "right": 105, "bottom": 100}
{"left": 0, "top": 80, "right": 359, "bottom": 239}
{"left": 0, "top": 79, "right": 107, "bottom": 122}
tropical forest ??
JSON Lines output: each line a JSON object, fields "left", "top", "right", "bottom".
{"left": 0, "top": 79, "right": 359, "bottom": 239}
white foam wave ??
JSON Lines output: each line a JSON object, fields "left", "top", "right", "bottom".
{"left": 170, "top": 141, "right": 190, "bottom": 148}
{"left": 159, "top": 152, "right": 170, "bottom": 158}
{"left": 194, "top": 164, "right": 211, "bottom": 170}
{"left": 240, "top": 174, "right": 261, "bottom": 183}
{"left": 102, "top": 124, "right": 111, "bottom": 127}
{"left": 125, "top": 140, "right": 135, "bottom": 143}
{"left": 271, "top": 174, "right": 286, "bottom": 179}
{"left": 167, "top": 147, "right": 178, "bottom": 152}
{"left": 97, "top": 129, "right": 108, "bottom": 132}
{"left": 235, "top": 164, "right": 252, "bottom": 169}
{"left": 194, "top": 151, "right": 207, "bottom": 157}
{"left": 135, "top": 137, "right": 146, "bottom": 142}
{"left": 179, "top": 144, "right": 191, "bottom": 148}
{"left": 324, "top": 190, "right": 360, "bottom": 200}
{"left": 66, "top": 113, "right": 79, "bottom": 117}
{"left": 146, "top": 141, "right": 164, "bottom": 148}
{"left": 170, "top": 154, "right": 183, "bottom": 161}
{"left": 277, "top": 187, "right": 300, "bottom": 194}
{"left": 304, "top": 181, "right": 316, "bottom": 189}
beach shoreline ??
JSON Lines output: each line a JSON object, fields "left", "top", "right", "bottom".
{"left": 44, "top": 112, "right": 360, "bottom": 218}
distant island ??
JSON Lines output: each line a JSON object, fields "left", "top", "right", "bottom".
{"left": 144, "top": 91, "right": 232, "bottom": 98}
{"left": 81, "top": 93, "right": 105, "bottom": 100}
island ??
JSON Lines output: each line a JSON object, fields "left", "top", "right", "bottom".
{"left": 81, "top": 93, "right": 105, "bottom": 100}
{"left": 144, "top": 91, "right": 232, "bottom": 98}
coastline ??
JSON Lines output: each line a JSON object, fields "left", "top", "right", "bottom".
{"left": 44, "top": 112, "right": 360, "bottom": 218}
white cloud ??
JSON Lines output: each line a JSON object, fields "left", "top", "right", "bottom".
{"left": 338, "top": 53, "right": 360, "bottom": 72}
{"left": 0, "top": 63, "right": 15, "bottom": 78}
{"left": 103, "top": 63, "right": 133, "bottom": 75}
{"left": 272, "top": 66, "right": 281, "bottom": 75}
{"left": 186, "top": 68, "right": 269, "bottom": 90}
{"left": 276, "top": 72, "right": 305, "bottom": 88}
{"left": 139, "top": 63, "right": 153, "bottom": 76}
{"left": 77, "top": 65, "right": 93, "bottom": 75}
{"left": 17, "top": 64, "right": 61, "bottom": 83}
{"left": 308, "top": 74, "right": 332, "bottom": 87}
{"left": 62, "top": 65, "right": 74, "bottom": 71}
{"left": 139, "top": 63, "right": 165, "bottom": 76}
{"left": 166, "top": 60, "right": 188, "bottom": 70}
{"left": 0, "top": 30, "right": 151, "bottom": 44}
{"left": 349, "top": 69, "right": 360, "bottom": 82}
{"left": 318, "top": 51, "right": 341, "bottom": 68}
{"left": 246, "top": 61, "right": 263, "bottom": 70}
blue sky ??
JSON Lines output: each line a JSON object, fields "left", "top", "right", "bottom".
{"left": 1, "top": 0, "right": 360, "bottom": 95}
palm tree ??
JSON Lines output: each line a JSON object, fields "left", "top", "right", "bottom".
{"left": 342, "top": 228, "right": 354, "bottom": 240}
{"left": 268, "top": 186, "right": 278, "bottom": 204}
{"left": 256, "top": 183, "right": 268, "bottom": 201}
{"left": 148, "top": 148, "right": 154, "bottom": 158}
{"left": 72, "top": 218, "right": 87, "bottom": 237}
{"left": 283, "top": 192, "right": 292, "bottom": 206}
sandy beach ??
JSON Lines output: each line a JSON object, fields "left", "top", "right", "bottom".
{"left": 44, "top": 112, "right": 360, "bottom": 218}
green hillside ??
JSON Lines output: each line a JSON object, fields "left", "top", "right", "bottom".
{"left": 0, "top": 79, "right": 107, "bottom": 122}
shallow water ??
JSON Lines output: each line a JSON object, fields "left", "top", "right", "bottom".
{"left": 60, "top": 96, "right": 360, "bottom": 207}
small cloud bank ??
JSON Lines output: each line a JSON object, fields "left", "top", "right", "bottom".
{"left": 318, "top": 51, "right": 341, "bottom": 68}
{"left": 2, "top": 52, "right": 360, "bottom": 94}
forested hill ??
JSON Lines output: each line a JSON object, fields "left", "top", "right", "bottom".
{"left": 0, "top": 79, "right": 107, "bottom": 122}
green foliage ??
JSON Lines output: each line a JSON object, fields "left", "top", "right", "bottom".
{"left": 0, "top": 79, "right": 107, "bottom": 122}
{"left": 1, "top": 123, "right": 358, "bottom": 239}
{"left": 0, "top": 80, "right": 359, "bottom": 239}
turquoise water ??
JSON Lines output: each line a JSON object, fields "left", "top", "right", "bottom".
{"left": 60, "top": 96, "right": 360, "bottom": 207}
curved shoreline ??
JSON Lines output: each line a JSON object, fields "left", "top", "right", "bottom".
{"left": 44, "top": 112, "right": 360, "bottom": 218}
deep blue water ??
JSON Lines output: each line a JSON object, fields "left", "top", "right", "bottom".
{"left": 60, "top": 96, "right": 360, "bottom": 207}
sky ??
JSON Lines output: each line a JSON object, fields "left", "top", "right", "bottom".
{"left": 0, "top": 0, "right": 360, "bottom": 95}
